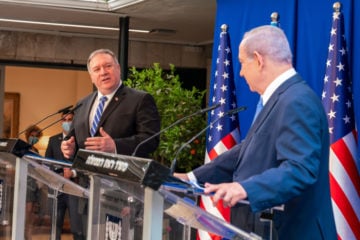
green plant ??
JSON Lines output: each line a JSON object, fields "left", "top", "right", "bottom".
{"left": 124, "top": 63, "right": 206, "bottom": 172}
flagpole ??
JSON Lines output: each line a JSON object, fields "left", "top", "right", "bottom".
{"left": 199, "top": 23, "right": 241, "bottom": 240}
{"left": 322, "top": 2, "right": 360, "bottom": 239}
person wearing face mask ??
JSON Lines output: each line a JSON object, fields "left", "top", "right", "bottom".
{"left": 45, "top": 110, "right": 85, "bottom": 240}
{"left": 25, "top": 125, "right": 43, "bottom": 152}
{"left": 24, "top": 125, "right": 43, "bottom": 239}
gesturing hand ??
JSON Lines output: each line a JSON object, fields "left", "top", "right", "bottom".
{"left": 61, "top": 136, "right": 76, "bottom": 159}
{"left": 84, "top": 127, "right": 116, "bottom": 153}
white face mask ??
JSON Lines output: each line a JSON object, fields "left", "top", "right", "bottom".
{"left": 62, "top": 121, "right": 72, "bottom": 133}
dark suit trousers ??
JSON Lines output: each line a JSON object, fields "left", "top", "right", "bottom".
{"left": 56, "top": 193, "right": 85, "bottom": 240}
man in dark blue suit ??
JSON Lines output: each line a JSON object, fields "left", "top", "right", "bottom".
{"left": 176, "top": 25, "right": 336, "bottom": 239}
{"left": 45, "top": 110, "right": 85, "bottom": 240}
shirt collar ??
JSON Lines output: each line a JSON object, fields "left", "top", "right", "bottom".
{"left": 97, "top": 82, "right": 121, "bottom": 101}
{"left": 261, "top": 68, "right": 296, "bottom": 105}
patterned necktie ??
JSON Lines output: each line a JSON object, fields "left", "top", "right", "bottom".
{"left": 252, "top": 97, "right": 263, "bottom": 125}
{"left": 90, "top": 96, "right": 108, "bottom": 136}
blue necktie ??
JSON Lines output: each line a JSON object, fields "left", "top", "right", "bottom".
{"left": 252, "top": 97, "right": 263, "bottom": 125}
{"left": 90, "top": 96, "right": 107, "bottom": 136}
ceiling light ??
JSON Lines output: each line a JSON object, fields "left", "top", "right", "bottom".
{"left": 0, "top": 18, "right": 150, "bottom": 33}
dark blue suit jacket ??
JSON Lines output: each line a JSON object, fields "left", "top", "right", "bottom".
{"left": 45, "top": 133, "right": 65, "bottom": 160}
{"left": 193, "top": 74, "right": 337, "bottom": 239}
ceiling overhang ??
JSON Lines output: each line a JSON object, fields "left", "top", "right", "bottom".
{"left": 0, "top": 0, "right": 145, "bottom": 11}
{"left": 0, "top": 0, "right": 216, "bottom": 46}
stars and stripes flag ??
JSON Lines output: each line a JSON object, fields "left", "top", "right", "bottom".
{"left": 321, "top": 6, "right": 360, "bottom": 240}
{"left": 198, "top": 24, "right": 241, "bottom": 240}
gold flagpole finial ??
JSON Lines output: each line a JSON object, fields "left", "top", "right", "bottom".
{"left": 270, "top": 12, "right": 280, "bottom": 27}
{"left": 221, "top": 24, "right": 228, "bottom": 33}
{"left": 271, "top": 12, "right": 280, "bottom": 22}
{"left": 333, "top": 2, "right": 341, "bottom": 12}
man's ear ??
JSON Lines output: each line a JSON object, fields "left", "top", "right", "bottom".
{"left": 253, "top": 51, "right": 264, "bottom": 69}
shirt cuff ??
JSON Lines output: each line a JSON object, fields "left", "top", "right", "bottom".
{"left": 187, "top": 171, "right": 198, "bottom": 183}
{"left": 71, "top": 169, "right": 77, "bottom": 178}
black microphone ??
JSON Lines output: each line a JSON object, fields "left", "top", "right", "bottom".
{"left": 131, "top": 103, "right": 221, "bottom": 156}
{"left": 37, "top": 103, "right": 83, "bottom": 136}
{"left": 25, "top": 104, "right": 82, "bottom": 152}
{"left": 68, "top": 103, "right": 83, "bottom": 114}
{"left": 62, "top": 103, "right": 84, "bottom": 141}
{"left": 56, "top": 105, "right": 73, "bottom": 114}
{"left": 170, "top": 106, "right": 247, "bottom": 174}
{"left": 17, "top": 105, "right": 73, "bottom": 137}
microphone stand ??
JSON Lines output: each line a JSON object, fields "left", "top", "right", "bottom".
{"left": 37, "top": 104, "right": 83, "bottom": 136}
{"left": 131, "top": 103, "right": 221, "bottom": 156}
{"left": 17, "top": 105, "right": 73, "bottom": 137}
{"left": 170, "top": 106, "right": 247, "bottom": 174}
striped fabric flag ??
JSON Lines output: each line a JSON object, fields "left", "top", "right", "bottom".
{"left": 321, "top": 5, "right": 360, "bottom": 240}
{"left": 198, "top": 24, "right": 241, "bottom": 240}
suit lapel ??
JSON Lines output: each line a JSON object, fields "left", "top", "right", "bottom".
{"left": 236, "top": 74, "right": 303, "bottom": 162}
{"left": 85, "top": 92, "right": 97, "bottom": 135}
{"left": 97, "top": 85, "right": 126, "bottom": 128}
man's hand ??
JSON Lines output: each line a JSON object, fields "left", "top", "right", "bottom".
{"left": 120, "top": 206, "right": 131, "bottom": 217}
{"left": 204, "top": 182, "right": 248, "bottom": 207}
{"left": 61, "top": 136, "right": 76, "bottom": 159}
{"left": 63, "top": 168, "right": 73, "bottom": 179}
{"left": 84, "top": 127, "right": 116, "bottom": 153}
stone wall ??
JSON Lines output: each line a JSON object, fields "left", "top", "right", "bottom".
{"left": 0, "top": 30, "right": 212, "bottom": 69}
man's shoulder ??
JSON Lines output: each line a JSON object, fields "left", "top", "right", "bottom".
{"left": 79, "top": 92, "right": 96, "bottom": 103}
{"left": 119, "top": 86, "right": 154, "bottom": 104}
{"left": 121, "top": 85, "right": 148, "bottom": 96}
{"left": 49, "top": 133, "right": 63, "bottom": 141}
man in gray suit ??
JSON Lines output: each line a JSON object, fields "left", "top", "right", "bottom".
{"left": 175, "top": 26, "right": 336, "bottom": 239}
{"left": 61, "top": 48, "right": 160, "bottom": 158}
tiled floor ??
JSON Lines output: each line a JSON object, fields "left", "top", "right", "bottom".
{"left": 0, "top": 217, "right": 73, "bottom": 240}
{"left": 0, "top": 226, "right": 73, "bottom": 240}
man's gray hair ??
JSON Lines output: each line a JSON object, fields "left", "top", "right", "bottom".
{"left": 87, "top": 49, "right": 119, "bottom": 72}
{"left": 241, "top": 25, "right": 293, "bottom": 64}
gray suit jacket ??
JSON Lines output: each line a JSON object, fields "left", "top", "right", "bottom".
{"left": 69, "top": 85, "right": 161, "bottom": 214}
{"left": 71, "top": 84, "right": 161, "bottom": 158}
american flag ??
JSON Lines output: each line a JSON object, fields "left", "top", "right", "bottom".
{"left": 198, "top": 24, "right": 241, "bottom": 240}
{"left": 321, "top": 6, "right": 360, "bottom": 240}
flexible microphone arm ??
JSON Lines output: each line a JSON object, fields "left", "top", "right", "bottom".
{"left": 34, "top": 104, "right": 83, "bottom": 137}
{"left": 17, "top": 105, "right": 73, "bottom": 137}
{"left": 131, "top": 103, "right": 221, "bottom": 156}
{"left": 170, "top": 106, "right": 247, "bottom": 174}
{"left": 28, "top": 104, "right": 83, "bottom": 148}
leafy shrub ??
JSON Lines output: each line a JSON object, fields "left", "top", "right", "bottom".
{"left": 124, "top": 63, "right": 206, "bottom": 172}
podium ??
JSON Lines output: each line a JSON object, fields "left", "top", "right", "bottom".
{"left": 0, "top": 139, "right": 265, "bottom": 239}
{"left": 0, "top": 153, "right": 15, "bottom": 227}
{"left": 72, "top": 149, "right": 263, "bottom": 240}
{"left": 159, "top": 188, "right": 262, "bottom": 240}
{"left": 72, "top": 149, "right": 170, "bottom": 239}
{"left": 0, "top": 138, "right": 89, "bottom": 240}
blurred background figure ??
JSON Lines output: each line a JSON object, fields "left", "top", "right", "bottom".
{"left": 24, "top": 125, "right": 43, "bottom": 240}
{"left": 45, "top": 110, "right": 85, "bottom": 240}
